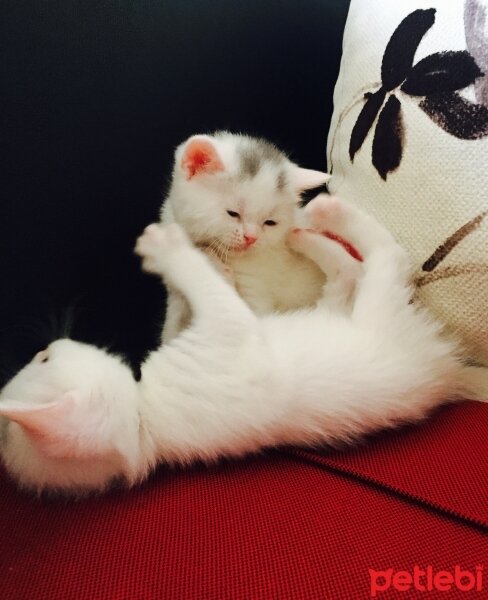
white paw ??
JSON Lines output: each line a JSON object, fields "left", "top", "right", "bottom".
{"left": 135, "top": 223, "right": 189, "bottom": 274}
{"left": 286, "top": 227, "right": 318, "bottom": 253}
{"left": 304, "top": 194, "right": 346, "bottom": 230}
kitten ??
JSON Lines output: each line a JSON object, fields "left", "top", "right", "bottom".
{"left": 0, "top": 195, "right": 481, "bottom": 496}
{"left": 160, "top": 131, "right": 336, "bottom": 342}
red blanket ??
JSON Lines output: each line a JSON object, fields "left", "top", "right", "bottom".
{"left": 0, "top": 401, "right": 486, "bottom": 599}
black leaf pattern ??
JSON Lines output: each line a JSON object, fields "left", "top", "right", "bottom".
{"left": 402, "top": 51, "right": 483, "bottom": 96}
{"left": 421, "top": 211, "right": 487, "bottom": 272}
{"left": 345, "top": 8, "right": 488, "bottom": 180}
{"left": 372, "top": 95, "right": 403, "bottom": 180}
{"left": 349, "top": 89, "right": 386, "bottom": 160}
{"left": 381, "top": 8, "right": 436, "bottom": 91}
{"left": 420, "top": 92, "right": 488, "bottom": 139}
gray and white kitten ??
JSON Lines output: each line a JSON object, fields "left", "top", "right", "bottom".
{"left": 160, "top": 131, "right": 337, "bottom": 342}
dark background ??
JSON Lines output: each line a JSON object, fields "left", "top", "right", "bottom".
{"left": 0, "top": 0, "right": 350, "bottom": 384}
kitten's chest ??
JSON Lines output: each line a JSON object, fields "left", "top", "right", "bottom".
{"left": 229, "top": 248, "right": 324, "bottom": 314}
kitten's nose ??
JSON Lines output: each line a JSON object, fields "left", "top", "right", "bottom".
{"left": 243, "top": 234, "right": 257, "bottom": 247}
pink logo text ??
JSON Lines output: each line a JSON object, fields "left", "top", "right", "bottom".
{"left": 369, "top": 565, "right": 484, "bottom": 596}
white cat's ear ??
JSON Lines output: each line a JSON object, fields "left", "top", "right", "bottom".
{"left": 0, "top": 391, "right": 89, "bottom": 458}
{"left": 181, "top": 136, "right": 225, "bottom": 180}
{"left": 292, "top": 167, "right": 331, "bottom": 192}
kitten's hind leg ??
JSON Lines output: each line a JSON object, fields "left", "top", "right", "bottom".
{"left": 287, "top": 228, "right": 362, "bottom": 312}
{"left": 305, "top": 195, "right": 414, "bottom": 327}
{"left": 305, "top": 194, "right": 398, "bottom": 259}
{"left": 135, "top": 224, "right": 256, "bottom": 338}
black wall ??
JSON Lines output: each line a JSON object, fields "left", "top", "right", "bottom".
{"left": 1, "top": 0, "right": 350, "bottom": 383}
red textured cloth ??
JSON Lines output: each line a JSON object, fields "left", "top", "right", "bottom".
{"left": 290, "top": 401, "right": 488, "bottom": 528}
{"left": 0, "top": 401, "right": 487, "bottom": 600}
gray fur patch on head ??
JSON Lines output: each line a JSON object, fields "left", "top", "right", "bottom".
{"left": 276, "top": 170, "right": 287, "bottom": 191}
{"left": 238, "top": 137, "right": 286, "bottom": 179}
{"left": 240, "top": 147, "right": 261, "bottom": 178}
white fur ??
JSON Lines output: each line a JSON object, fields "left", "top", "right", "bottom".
{"left": 160, "top": 132, "right": 332, "bottom": 341}
{"left": 0, "top": 196, "right": 477, "bottom": 496}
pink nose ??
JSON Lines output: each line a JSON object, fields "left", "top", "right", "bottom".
{"left": 243, "top": 234, "right": 257, "bottom": 247}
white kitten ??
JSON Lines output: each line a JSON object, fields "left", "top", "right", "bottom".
{"left": 160, "top": 131, "right": 337, "bottom": 342}
{"left": 0, "top": 195, "right": 480, "bottom": 497}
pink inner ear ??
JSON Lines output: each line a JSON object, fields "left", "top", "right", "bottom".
{"left": 181, "top": 138, "right": 224, "bottom": 180}
{"left": 0, "top": 394, "right": 76, "bottom": 437}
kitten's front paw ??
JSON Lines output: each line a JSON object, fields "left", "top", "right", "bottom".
{"left": 135, "top": 223, "right": 189, "bottom": 274}
{"left": 286, "top": 227, "right": 318, "bottom": 254}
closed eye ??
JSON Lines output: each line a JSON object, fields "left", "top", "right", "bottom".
{"left": 226, "top": 210, "right": 240, "bottom": 219}
{"left": 264, "top": 219, "right": 277, "bottom": 226}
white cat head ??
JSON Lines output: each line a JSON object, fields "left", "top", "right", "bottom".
{"left": 0, "top": 339, "right": 141, "bottom": 495}
{"left": 163, "top": 131, "right": 331, "bottom": 254}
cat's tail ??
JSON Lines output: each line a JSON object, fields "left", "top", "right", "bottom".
{"left": 458, "top": 365, "right": 488, "bottom": 402}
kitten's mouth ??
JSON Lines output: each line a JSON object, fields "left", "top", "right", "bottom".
{"left": 229, "top": 243, "right": 255, "bottom": 254}
{"left": 198, "top": 240, "right": 252, "bottom": 256}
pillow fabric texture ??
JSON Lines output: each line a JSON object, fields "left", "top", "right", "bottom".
{"left": 327, "top": 0, "right": 488, "bottom": 380}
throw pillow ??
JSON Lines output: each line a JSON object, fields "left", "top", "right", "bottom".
{"left": 327, "top": 0, "right": 488, "bottom": 380}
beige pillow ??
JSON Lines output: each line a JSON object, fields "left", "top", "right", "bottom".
{"left": 327, "top": 0, "right": 488, "bottom": 379}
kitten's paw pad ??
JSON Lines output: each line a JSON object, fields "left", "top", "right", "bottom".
{"left": 305, "top": 194, "right": 346, "bottom": 228}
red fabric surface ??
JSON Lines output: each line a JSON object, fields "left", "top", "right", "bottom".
{"left": 290, "top": 400, "right": 488, "bottom": 528}
{"left": 0, "top": 401, "right": 486, "bottom": 600}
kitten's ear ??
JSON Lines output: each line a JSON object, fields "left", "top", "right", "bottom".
{"left": 181, "top": 136, "right": 225, "bottom": 180}
{"left": 0, "top": 391, "right": 90, "bottom": 458}
{"left": 292, "top": 167, "right": 331, "bottom": 192}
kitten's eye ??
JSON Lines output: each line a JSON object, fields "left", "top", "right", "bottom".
{"left": 226, "top": 210, "right": 240, "bottom": 219}
{"left": 264, "top": 220, "right": 278, "bottom": 226}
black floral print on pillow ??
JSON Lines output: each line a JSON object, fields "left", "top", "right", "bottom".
{"left": 350, "top": 8, "right": 488, "bottom": 180}
{"left": 416, "top": 210, "right": 488, "bottom": 285}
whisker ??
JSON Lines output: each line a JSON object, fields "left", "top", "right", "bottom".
{"left": 209, "top": 238, "right": 229, "bottom": 264}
